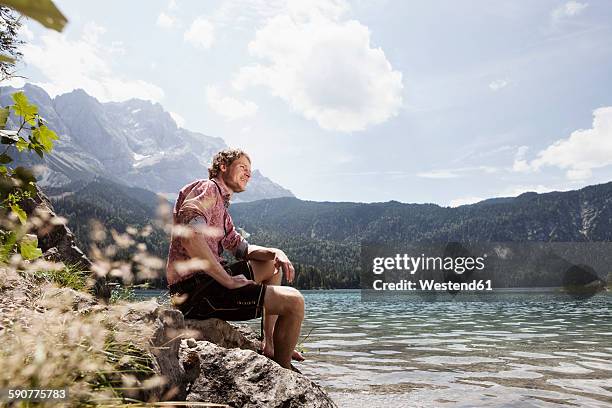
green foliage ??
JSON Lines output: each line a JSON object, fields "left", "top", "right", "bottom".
{"left": 32, "top": 262, "right": 89, "bottom": 291}
{"left": 110, "top": 285, "right": 136, "bottom": 303}
{"left": 19, "top": 233, "right": 41, "bottom": 259}
{"left": 12, "top": 90, "right": 37, "bottom": 124}
{"left": 0, "top": 6, "right": 24, "bottom": 80}
{"left": 0, "top": 106, "right": 9, "bottom": 128}
{"left": 0, "top": 91, "right": 59, "bottom": 262}
{"left": 0, "top": 229, "right": 16, "bottom": 262}
{"left": 0, "top": 0, "right": 67, "bottom": 32}
{"left": 0, "top": 0, "right": 66, "bottom": 264}
{"left": 88, "top": 335, "right": 157, "bottom": 403}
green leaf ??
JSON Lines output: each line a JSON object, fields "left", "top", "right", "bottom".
{"left": 15, "top": 137, "right": 28, "bottom": 152}
{"left": 0, "top": 231, "right": 17, "bottom": 263}
{"left": 0, "top": 153, "right": 11, "bottom": 164}
{"left": 0, "top": 107, "right": 9, "bottom": 129}
{"left": 10, "top": 203, "right": 27, "bottom": 224}
{"left": 0, "top": 54, "right": 15, "bottom": 63}
{"left": 33, "top": 125, "right": 58, "bottom": 152}
{"left": 12, "top": 91, "right": 38, "bottom": 125}
{"left": 0, "top": 165, "right": 7, "bottom": 175}
{"left": 19, "top": 234, "right": 42, "bottom": 260}
{"left": 1, "top": 0, "right": 67, "bottom": 32}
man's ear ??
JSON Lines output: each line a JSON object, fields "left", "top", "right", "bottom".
{"left": 219, "top": 163, "right": 227, "bottom": 173}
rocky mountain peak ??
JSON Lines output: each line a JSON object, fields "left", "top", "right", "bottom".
{"left": 0, "top": 85, "right": 294, "bottom": 202}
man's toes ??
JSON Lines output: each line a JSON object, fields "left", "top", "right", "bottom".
{"left": 261, "top": 344, "right": 274, "bottom": 358}
{"left": 292, "top": 350, "right": 305, "bottom": 361}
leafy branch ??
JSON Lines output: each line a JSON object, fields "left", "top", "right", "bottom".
{"left": 0, "top": 91, "right": 58, "bottom": 261}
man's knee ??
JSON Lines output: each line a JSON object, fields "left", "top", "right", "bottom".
{"left": 251, "top": 259, "right": 280, "bottom": 283}
{"left": 265, "top": 286, "right": 304, "bottom": 317}
{"left": 289, "top": 289, "right": 305, "bottom": 316}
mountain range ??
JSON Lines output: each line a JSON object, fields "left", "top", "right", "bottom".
{"left": 0, "top": 84, "right": 293, "bottom": 202}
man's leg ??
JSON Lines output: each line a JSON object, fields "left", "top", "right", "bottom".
{"left": 262, "top": 285, "right": 304, "bottom": 368}
{"left": 250, "top": 260, "right": 304, "bottom": 361}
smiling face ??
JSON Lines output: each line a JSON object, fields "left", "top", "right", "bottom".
{"left": 220, "top": 155, "right": 251, "bottom": 193}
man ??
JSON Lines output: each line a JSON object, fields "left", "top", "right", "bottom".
{"left": 166, "top": 148, "right": 304, "bottom": 369}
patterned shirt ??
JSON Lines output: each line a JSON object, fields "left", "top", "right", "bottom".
{"left": 166, "top": 177, "right": 249, "bottom": 285}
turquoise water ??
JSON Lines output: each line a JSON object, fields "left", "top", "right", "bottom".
{"left": 137, "top": 289, "right": 612, "bottom": 407}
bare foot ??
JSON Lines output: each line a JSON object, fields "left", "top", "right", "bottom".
{"left": 261, "top": 342, "right": 274, "bottom": 358}
{"left": 292, "top": 349, "right": 305, "bottom": 361}
{"left": 260, "top": 341, "right": 305, "bottom": 361}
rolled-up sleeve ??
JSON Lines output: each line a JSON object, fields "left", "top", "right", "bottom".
{"left": 222, "top": 213, "right": 249, "bottom": 260}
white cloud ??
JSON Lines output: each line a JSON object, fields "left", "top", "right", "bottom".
{"left": 418, "top": 166, "right": 498, "bottom": 179}
{"left": 498, "top": 184, "right": 557, "bottom": 197}
{"left": 2, "top": 76, "right": 26, "bottom": 88}
{"left": 168, "top": 0, "right": 178, "bottom": 11}
{"left": 169, "top": 111, "right": 185, "bottom": 127}
{"left": 418, "top": 170, "right": 460, "bottom": 179}
{"left": 232, "top": 1, "right": 402, "bottom": 132}
{"left": 20, "top": 22, "right": 164, "bottom": 103}
{"left": 449, "top": 196, "right": 485, "bottom": 207}
{"left": 489, "top": 79, "right": 508, "bottom": 91}
{"left": 513, "top": 107, "right": 612, "bottom": 180}
{"left": 157, "top": 12, "right": 176, "bottom": 29}
{"left": 552, "top": 1, "right": 588, "bottom": 21}
{"left": 82, "top": 21, "right": 105, "bottom": 43}
{"left": 512, "top": 145, "right": 530, "bottom": 172}
{"left": 184, "top": 17, "right": 215, "bottom": 49}
{"left": 286, "top": 0, "right": 349, "bottom": 20}
{"left": 206, "top": 85, "right": 258, "bottom": 120}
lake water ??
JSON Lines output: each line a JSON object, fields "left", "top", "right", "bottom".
{"left": 137, "top": 289, "right": 612, "bottom": 407}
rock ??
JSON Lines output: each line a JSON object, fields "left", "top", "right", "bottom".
{"left": 20, "top": 184, "right": 111, "bottom": 302}
{"left": 179, "top": 340, "right": 336, "bottom": 408}
{"left": 149, "top": 308, "right": 188, "bottom": 401}
{"left": 37, "top": 285, "right": 100, "bottom": 313}
{"left": 147, "top": 314, "right": 335, "bottom": 407}
{"left": 184, "top": 318, "right": 261, "bottom": 352}
{"left": 117, "top": 299, "right": 160, "bottom": 324}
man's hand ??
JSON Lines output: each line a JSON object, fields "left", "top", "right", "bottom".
{"left": 224, "top": 274, "right": 255, "bottom": 289}
{"left": 274, "top": 249, "right": 295, "bottom": 283}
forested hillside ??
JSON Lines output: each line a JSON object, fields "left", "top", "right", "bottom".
{"left": 47, "top": 180, "right": 612, "bottom": 289}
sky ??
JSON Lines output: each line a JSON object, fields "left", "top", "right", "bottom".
{"left": 6, "top": 0, "right": 612, "bottom": 206}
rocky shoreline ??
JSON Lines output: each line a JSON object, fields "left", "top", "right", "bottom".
{"left": 0, "top": 186, "right": 336, "bottom": 407}
{"left": 0, "top": 266, "right": 336, "bottom": 407}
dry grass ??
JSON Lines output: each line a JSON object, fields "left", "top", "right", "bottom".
{"left": 0, "top": 207, "right": 173, "bottom": 406}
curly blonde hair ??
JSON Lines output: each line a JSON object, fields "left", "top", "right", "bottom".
{"left": 208, "top": 148, "right": 251, "bottom": 179}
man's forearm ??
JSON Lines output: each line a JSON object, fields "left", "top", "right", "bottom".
{"left": 183, "top": 238, "right": 232, "bottom": 286}
{"left": 246, "top": 244, "right": 277, "bottom": 261}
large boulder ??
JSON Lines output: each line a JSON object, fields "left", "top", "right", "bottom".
{"left": 148, "top": 312, "right": 336, "bottom": 407}
{"left": 185, "top": 318, "right": 261, "bottom": 352}
{"left": 180, "top": 339, "right": 336, "bottom": 408}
